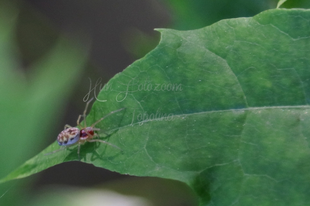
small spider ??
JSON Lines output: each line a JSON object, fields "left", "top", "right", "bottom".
{"left": 48, "top": 98, "right": 124, "bottom": 157}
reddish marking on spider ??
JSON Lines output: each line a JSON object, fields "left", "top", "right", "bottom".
{"left": 80, "top": 127, "right": 95, "bottom": 140}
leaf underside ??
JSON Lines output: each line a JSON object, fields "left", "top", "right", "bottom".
{"left": 2, "top": 9, "right": 310, "bottom": 206}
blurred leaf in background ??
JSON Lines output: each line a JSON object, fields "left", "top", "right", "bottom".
{"left": 162, "top": 0, "right": 276, "bottom": 29}
{"left": 30, "top": 188, "right": 152, "bottom": 206}
{"left": 163, "top": 0, "right": 310, "bottom": 29}
{"left": 127, "top": 0, "right": 310, "bottom": 59}
{"left": 0, "top": 1, "right": 88, "bottom": 205}
{"left": 126, "top": 0, "right": 275, "bottom": 59}
{"left": 277, "top": 0, "right": 287, "bottom": 8}
{"left": 29, "top": 177, "right": 198, "bottom": 206}
{"left": 282, "top": 0, "right": 310, "bottom": 9}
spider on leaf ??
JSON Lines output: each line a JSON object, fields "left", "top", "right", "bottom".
{"left": 47, "top": 98, "right": 125, "bottom": 158}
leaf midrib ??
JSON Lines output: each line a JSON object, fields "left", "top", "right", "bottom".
{"left": 117, "top": 104, "right": 310, "bottom": 129}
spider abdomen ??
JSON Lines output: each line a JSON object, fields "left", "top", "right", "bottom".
{"left": 57, "top": 127, "right": 80, "bottom": 146}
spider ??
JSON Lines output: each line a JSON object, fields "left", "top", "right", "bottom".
{"left": 50, "top": 98, "right": 124, "bottom": 157}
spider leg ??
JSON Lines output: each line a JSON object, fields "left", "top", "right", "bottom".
{"left": 92, "top": 127, "right": 109, "bottom": 138}
{"left": 77, "top": 115, "right": 82, "bottom": 127}
{"left": 82, "top": 98, "right": 94, "bottom": 128}
{"left": 77, "top": 143, "right": 81, "bottom": 160}
{"left": 84, "top": 129, "right": 94, "bottom": 139}
{"left": 76, "top": 98, "right": 94, "bottom": 128}
{"left": 64, "top": 124, "right": 72, "bottom": 129}
{"left": 91, "top": 108, "right": 125, "bottom": 128}
{"left": 93, "top": 132, "right": 104, "bottom": 139}
{"left": 87, "top": 139, "right": 121, "bottom": 150}
{"left": 95, "top": 130, "right": 110, "bottom": 137}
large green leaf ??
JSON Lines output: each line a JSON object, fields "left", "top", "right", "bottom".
{"left": 2, "top": 9, "right": 310, "bottom": 205}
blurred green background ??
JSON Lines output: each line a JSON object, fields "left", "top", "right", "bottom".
{"left": 0, "top": 0, "right": 309, "bottom": 205}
